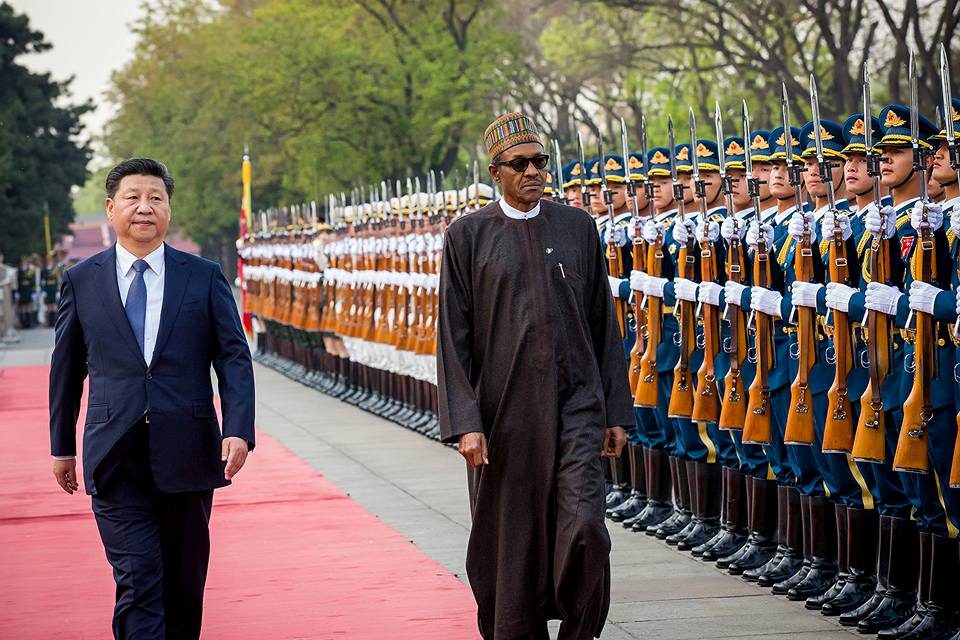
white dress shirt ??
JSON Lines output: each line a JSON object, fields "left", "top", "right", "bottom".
{"left": 116, "top": 241, "right": 165, "bottom": 366}
{"left": 499, "top": 198, "right": 541, "bottom": 220}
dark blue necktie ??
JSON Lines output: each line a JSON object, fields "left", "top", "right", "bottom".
{"left": 125, "top": 259, "right": 149, "bottom": 356}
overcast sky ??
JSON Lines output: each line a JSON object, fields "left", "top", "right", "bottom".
{"left": 9, "top": 0, "right": 144, "bottom": 155}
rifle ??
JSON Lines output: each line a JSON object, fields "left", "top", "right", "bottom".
{"left": 943, "top": 42, "right": 960, "bottom": 486}
{"left": 634, "top": 117, "right": 664, "bottom": 409}
{"left": 852, "top": 61, "right": 892, "bottom": 463}
{"left": 624, "top": 116, "right": 647, "bottom": 392}
{"left": 893, "top": 50, "right": 935, "bottom": 473}
{"left": 667, "top": 115, "right": 697, "bottom": 419}
{"left": 783, "top": 81, "right": 817, "bottom": 445}
{"left": 742, "top": 100, "right": 775, "bottom": 444}
{"left": 690, "top": 107, "right": 721, "bottom": 424}
{"left": 600, "top": 134, "right": 628, "bottom": 336}
{"left": 718, "top": 101, "right": 748, "bottom": 430}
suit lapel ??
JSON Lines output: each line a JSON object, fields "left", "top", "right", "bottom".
{"left": 94, "top": 246, "right": 145, "bottom": 365}
{"left": 150, "top": 244, "right": 191, "bottom": 369}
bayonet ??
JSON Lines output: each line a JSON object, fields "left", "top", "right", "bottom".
{"left": 742, "top": 99, "right": 763, "bottom": 217}
{"left": 862, "top": 61, "right": 883, "bottom": 212}
{"left": 621, "top": 117, "right": 640, "bottom": 222}
{"left": 668, "top": 116, "right": 686, "bottom": 219}
{"left": 909, "top": 49, "right": 929, "bottom": 202}
{"left": 941, "top": 43, "right": 959, "bottom": 177}
{"left": 640, "top": 114, "right": 655, "bottom": 217}
{"left": 781, "top": 82, "right": 806, "bottom": 215}
{"left": 577, "top": 131, "right": 591, "bottom": 208}
{"left": 810, "top": 74, "right": 837, "bottom": 211}
{"left": 553, "top": 138, "right": 565, "bottom": 204}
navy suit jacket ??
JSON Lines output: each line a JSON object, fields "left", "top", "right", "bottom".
{"left": 49, "top": 243, "right": 255, "bottom": 495}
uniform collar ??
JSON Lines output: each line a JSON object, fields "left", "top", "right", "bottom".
{"left": 656, "top": 208, "right": 678, "bottom": 223}
{"left": 116, "top": 241, "right": 165, "bottom": 276}
{"left": 894, "top": 197, "right": 920, "bottom": 215}
{"left": 499, "top": 198, "right": 541, "bottom": 220}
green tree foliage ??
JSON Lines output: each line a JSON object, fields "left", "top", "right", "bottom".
{"left": 0, "top": 2, "right": 90, "bottom": 262}
{"left": 104, "top": 0, "right": 520, "bottom": 262}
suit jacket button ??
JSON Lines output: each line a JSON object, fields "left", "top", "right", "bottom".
{"left": 146, "top": 372, "right": 153, "bottom": 380}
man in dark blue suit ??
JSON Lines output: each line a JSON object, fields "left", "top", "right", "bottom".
{"left": 49, "top": 158, "right": 255, "bottom": 639}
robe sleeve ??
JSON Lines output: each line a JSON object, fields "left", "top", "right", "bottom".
{"left": 436, "top": 226, "right": 484, "bottom": 443}
{"left": 585, "top": 226, "right": 635, "bottom": 428}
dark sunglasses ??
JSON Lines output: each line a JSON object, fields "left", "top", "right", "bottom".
{"left": 494, "top": 154, "right": 550, "bottom": 173}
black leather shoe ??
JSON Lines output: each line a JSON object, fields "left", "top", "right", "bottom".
{"left": 786, "top": 561, "right": 837, "bottom": 601}
{"left": 742, "top": 545, "right": 785, "bottom": 582}
{"left": 770, "top": 562, "right": 808, "bottom": 595}
{"left": 626, "top": 501, "right": 673, "bottom": 531}
{"left": 820, "top": 573, "right": 876, "bottom": 616}
{"left": 757, "top": 552, "right": 804, "bottom": 588}
{"left": 609, "top": 492, "right": 645, "bottom": 521}
{"left": 701, "top": 530, "right": 746, "bottom": 562}
{"left": 857, "top": 592, "right": 916, "bottom": 635}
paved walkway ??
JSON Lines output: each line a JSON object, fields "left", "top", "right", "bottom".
{"left": 8, "top": 327, "right": 860, "bottom": 639}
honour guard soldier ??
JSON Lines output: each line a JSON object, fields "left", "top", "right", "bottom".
{"left": 561, "top": 159, "right": 586, "bottom": 210}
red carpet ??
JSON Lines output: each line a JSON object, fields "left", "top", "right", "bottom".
{"left": 0, "top": 364, "right": 479, "bottom": 639}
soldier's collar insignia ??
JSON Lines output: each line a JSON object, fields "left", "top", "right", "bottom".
{"left": 676, "top": 146, "right": 690, "bottom": 161}
{"left": 751, "top": 134, "right": 770, "bottom": 150}
{"left": 884, "top": 110, "right": 907, "bottom": 128}
{"left": 651, "top": 150, "right": 669, "bottom": 164}
{"left": 605, "top": 157, "right": 623, "bottom": 171}
{"left": 849, "top": 118, "right": 866, "bottom": 136}
{"left": 725, "top": 140, "right": 745, "bottom": 155}
{"left": 628, "top": 155, "right": 643, "bottom": 169}
{"left": 808, "top": 125, "right": 834, "bottom": 141}
{"left": 696, "top": 142, "right": 714, "bottom": 157}
{"left": 668, "top": 243, "right": 677, "bottom": 254}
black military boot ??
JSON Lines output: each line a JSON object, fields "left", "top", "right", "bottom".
{"left": 821, "top": 506, "right": 878, "bottom": 616}
{"left": 699, "top": 467, "right": 748, "bottom": 561}
{"left": 605, "top": 450, "right": 630, "bottom": 513}
{"left": 805, "top": 502, "right": 847, "bottom": 609}
{"left": 840, "top": 513, "right": 893, "bottom": 626}
{"left": 728, "top": 477, "right": 778, "bottom": 574}
{"left": 857, "top": 516, "right": 920, "bottom": 634}
{"left": 744, "top": 484, "right": 793, "bottom": 581}
{"left": 755, "top": 486, "right": 804, "bottom": 586}
{"left": 666, "top": 460, "right": 702, "bottom": 545}
{"left": 787, "top": 495, "right": 838, "bottom": 600}
{"left": 626, "top": 447, "right": 673, "bottom": 530}
{"left": 610, "top": 444, "right": 646, "bottom": 521}
{"left": 677, "top": 461, "right": 722, "bottom": 551}
{"left": 877, "top": 531, "right": 938, "bottom": 639}
{"left": 652, "top": 457, "right": 692, "bottom": 538}
{"left": 771, "top": 493, "right": 814, "bottom": 594}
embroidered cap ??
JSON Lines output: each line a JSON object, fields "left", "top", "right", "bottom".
{"left": 799, "top": 120, "right": 847, "bottom": 159}
{"left": 748, "top": 130, "right": 772, "bottom": 163}
{"left": 875, "top": 104, "right": 936, "bottom": 149}
{"left": 484, "top": 112, "right": 543, "bottom": 159}
{"left": 647, "top": 147, "right": 672, "bottom": 177}
{"left": 722, "top": 136, "right": 747, "bottom": 170}
{"left": 930, "top": 98, "right": 960, "bottom": 142}
{"left": 841, "top": 113, "right": 882, "bottom": 155}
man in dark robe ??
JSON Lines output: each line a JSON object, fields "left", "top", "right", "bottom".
{"left": 437, "top": 111, "right": 633, "bottom": 639}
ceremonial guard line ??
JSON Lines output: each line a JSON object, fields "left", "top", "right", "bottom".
{"left": 241, "top": 47, "right": 960, "bottom": 639}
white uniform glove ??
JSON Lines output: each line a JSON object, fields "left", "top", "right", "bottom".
{"left": 630, "top": 269, "right": 647, "bottom": 292}
{"left": 956, "top": 288, "right": 960, "bottom": 317}
{"left": 908, "top": 280, "right": 945, "bottom": 315}
{"left": 642, "top": 275, "right": 668, "bottom": 298}
{"left": 725, "top": 281, "right": 748, "bottom": 307}
{"left": 951, "top": 210, "right": 960, "bottom": 238}
{"left": 788, "top": 210, "right": 815, "bottom": 241}
{"left": 608, "top": 275, "right": 626, "bottom": 298}
{"left": 699, "top": 281, "right": 723, "bottom": 306}
{"left": 673, "top": 218, "right": 694, "bottom": 244}
{"left": 752, "top": 287, "right": 784, "bottom": 318}
{"left": 721, "top": 217, "right": 746, "bottom": 242}
{"left": 642, "top": 220, "right": 664, "bottom": 244}
{"left": 696, "top": 219, "right": 720, "bottom": 243}
{"left": 864, "top": 203, "right": 896, "bottom": 237}
{"left": 674, "top": 277, "right": 698, "bottom": 302}
{"left": 822, "top": 210, "right": 853, "bottom": 241}
{"left": 825, "top": 282, "right": 858, "bottom": 313}
{"left": 910, "top": 202, "right": 944, "bottom": 232}
{"left": 746, "top": 221, "right": 775, "bottom": 251}
{"left": 791, "top": 281, "right": 824, "bottom": 309}
{"left": 864, "top": 281, "right": 904, "bottom": 315}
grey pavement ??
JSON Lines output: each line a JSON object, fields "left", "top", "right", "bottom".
{"left": 13, "top": 326, "right": 860, "bottom": 639}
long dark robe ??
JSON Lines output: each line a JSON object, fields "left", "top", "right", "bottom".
{"left": 437, "top": 199, "right": 634, "bottom": 640}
